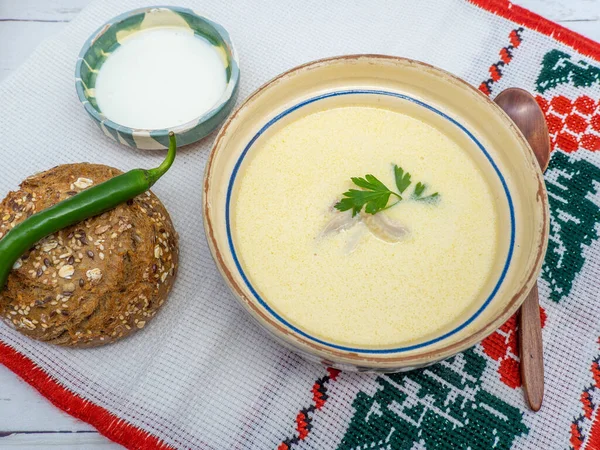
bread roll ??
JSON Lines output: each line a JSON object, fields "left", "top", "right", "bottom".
{"left": 0, "top": 163, "right": 178, "bottom": 347}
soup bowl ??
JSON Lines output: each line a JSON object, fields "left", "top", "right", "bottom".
{"left": 203, "top": 55, "right": 548, "bottom": 372}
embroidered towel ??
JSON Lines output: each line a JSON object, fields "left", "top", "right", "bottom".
{"left": 2, "top": 1, "right": 600, "bottom": 448}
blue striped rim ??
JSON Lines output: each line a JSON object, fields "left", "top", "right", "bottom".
{"left": 225, "top": 89, "right": 515, "bottom": 354}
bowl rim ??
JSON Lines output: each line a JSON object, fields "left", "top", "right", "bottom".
{"left": 74, "top": 5, "right": 240, "bottom": 141}
{"left": 204, "top": 54, "right": 549, "bottom": 365}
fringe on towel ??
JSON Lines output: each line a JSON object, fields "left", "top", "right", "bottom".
{"left": 469, "top": 0, "right": 600, "bottom": 61}
{"left": 0, "top": 342, "right": 175, "bottom": 450}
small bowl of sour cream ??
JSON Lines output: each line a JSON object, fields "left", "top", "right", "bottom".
{"left": 75, "top": 6, "right": 239, "bottom": 149}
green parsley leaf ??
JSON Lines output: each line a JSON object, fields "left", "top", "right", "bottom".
{"left": 351, "top": 174, "right": 390, "bottom": 192}
{"left": 335, "top": 164, "right": 439, "bottom": 216}
{"left": 413, "top": 181, "right": 439, "bottom": 202}
{"left": 335, "top": 175, "right": 399, "bottom": 217}
{"left": 394, "top": 165, "right": 412, "bottom": 193}
{"left": 414, "top": 182, "right": 426, "bottom": 197}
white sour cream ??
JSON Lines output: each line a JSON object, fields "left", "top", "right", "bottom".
{"left": 95, "top": 27, "right": 227, "bottom": 130}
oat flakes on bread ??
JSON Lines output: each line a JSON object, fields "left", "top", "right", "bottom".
{"left": 0, "top": 163, "right": 178, "bottom": 347}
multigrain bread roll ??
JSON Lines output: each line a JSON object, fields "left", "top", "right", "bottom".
{"left": 0, "top": 164, "right": 178, "bottom": 347}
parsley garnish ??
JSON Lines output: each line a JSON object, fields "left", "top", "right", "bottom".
{"left": 334, "top": 174, "right": 401, "bottom": 217}
{"left": 412, "top": 182, "right": 439, "bottom": 202}
{"left": 335, "top": 164, "right": 438, "bottom": 216}
{"left": 394, "top": 166, "right": 411, "bottom": 194}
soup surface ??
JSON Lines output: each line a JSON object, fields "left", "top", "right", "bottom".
{"left": 232, "top": 105, "right": 499, "bottom": 348}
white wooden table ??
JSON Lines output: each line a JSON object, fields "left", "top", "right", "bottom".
{"left": 1, "top": 0, "right": 599, "bottom": 447}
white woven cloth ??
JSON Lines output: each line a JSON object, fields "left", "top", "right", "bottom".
{"left": 2, "top": 1, "right": 600, "bottom": 449}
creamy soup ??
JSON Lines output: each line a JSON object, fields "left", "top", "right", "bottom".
{"left": 232, "top": 106, "right": 499, "bottom": 348}
{"left": 95, "top": 27, "right": 227, "bottom": 130}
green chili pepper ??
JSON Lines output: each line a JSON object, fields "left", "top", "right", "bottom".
{"left": 0, "top": 132, "right": 177, "bottom": 292}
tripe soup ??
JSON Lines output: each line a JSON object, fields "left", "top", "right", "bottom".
{"left": 232, "top": 104, "right": 500, "bottom": 348}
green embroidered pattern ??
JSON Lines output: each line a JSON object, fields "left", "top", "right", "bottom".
{"left": 536, "top": 50, "right": 600, "bottom": 94}
{"left": 542, "top": 151, "right": 600, "bottom": 302}
{"left": 338, "top": 349, "right": 527, "bottom": 450}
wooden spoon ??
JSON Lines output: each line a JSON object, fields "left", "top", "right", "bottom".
{"left": 494, "top": 88, "right": 550, "bottom": 411}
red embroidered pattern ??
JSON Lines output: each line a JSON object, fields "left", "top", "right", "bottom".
{"left": 481, "top": 308, "right": 546, "bottom": 388}
{"left": 277, "top": 368, "right": 341, "bottom": 450}
{"left": 469, "top": 0, "right": 600, "bottom": 61}
{"left": 479, "top": 28, "right": 523, "bottom": 96}
{"left": 536, "top": 95, "right": 600, "bottom": 152}
{"left": 570, "top": 339, "right": 600, "bottom": 450}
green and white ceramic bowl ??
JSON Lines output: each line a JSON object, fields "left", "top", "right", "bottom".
{"left": 75, "top": 6, "right": 240, "bottom": 149}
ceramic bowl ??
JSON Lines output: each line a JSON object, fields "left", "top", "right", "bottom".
{"left": 203, "top": 55, "right": 548, "bottom": 372}
{"left": 75, "top": 6, "right": 239, "bottom": 150}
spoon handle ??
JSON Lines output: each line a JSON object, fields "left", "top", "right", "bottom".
{"left": 519, "top": 283, "right": 544, "bottom": 411}
{"left": 494, "top": 87, "right": 548, "bottom": 412}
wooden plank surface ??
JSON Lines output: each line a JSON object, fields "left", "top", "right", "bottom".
{"left": 0, "top": 0, "right": 599, "bottom": 447}
{"left": 516, "top": 0, "right": 600, "bottom": 21}
{"left": 0, "top": 430, "right": 119, "bottom": 448}
{"left": 0, "top": 363, "right": 96, "bottom": 431}
{"left": 0, "top": 0, "right": 85, "bottom": 21}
